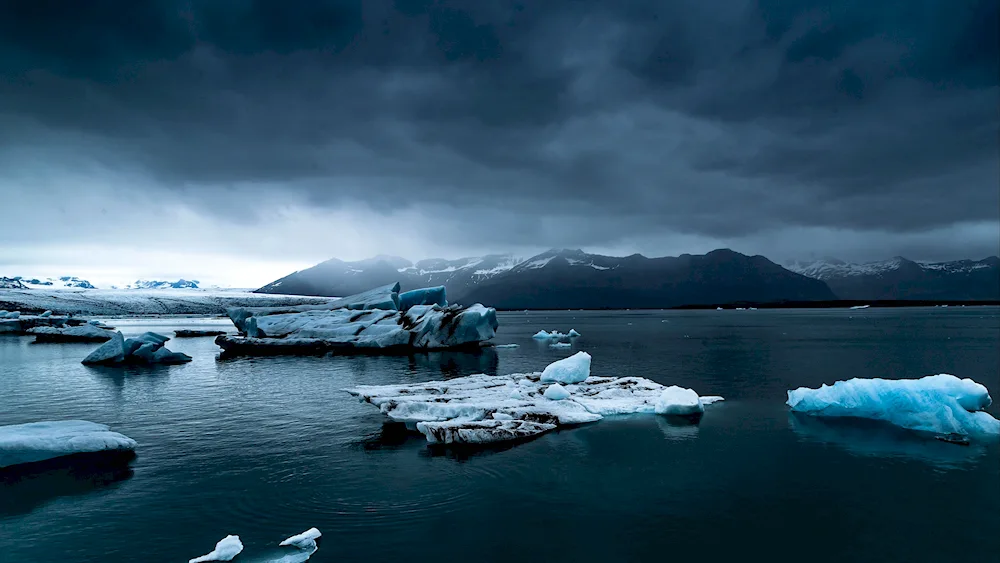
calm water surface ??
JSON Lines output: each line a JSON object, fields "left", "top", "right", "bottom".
{"left": 1, "top": 308, "right": 998, "bottom": 562}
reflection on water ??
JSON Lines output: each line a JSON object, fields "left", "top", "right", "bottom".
{"left": 788, "top": 412, "right": 989, "bottom": 468}
{"left": 0, "top": 454, "right": 135, "bottom": 517}
{"left": 656, "top": 416, "right": 701, "bottom": 441}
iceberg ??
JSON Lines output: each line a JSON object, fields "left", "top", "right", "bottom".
{"left": 28, "top": 324, "right": 113, "bottom": 343}
{"left": 850, "top": 304, "right": 870, "bottom": 310}
{"left": 655, "top": 386, "right": 705, "bottom": 416}
{"left": 279, "top": 528, "right": 322, "bottom": 549}
{"left": 82, "top": 331, "right": 192, "bottom": 365}
{"left": 346, "top": 354, "right": 721, "bottom": 445}
{"left": 5, "top": 311, "right": 20, "bottom": 319}
{"left": 0, "top": 420, "right": 136, "bottom": 469}
{"left": 190, "top": 535, "right": 243, "bottom": 563}
{"left": 398, "top": 286, "right": 447, "bottom": 311}
{"left": 217, "top": 302, "right": 498, "bottom": 356}
{"left": 540, "top": 351, "right": 591, "bottom": 384}
{"left": 39, "top": 310, "right": 53, "bottom": 317}
{"left": 227, "top": 282, "right": 402, "bottom": 333}
{"left": 567, "top": 328, "right": 581, "bottom": 337}
{"left": 549, "top": 342, "right": 572, "bottom": 348}
{"left": 493, "top": 344, "right": 520, "bottom": 349}
{"left": 787, "top": 374, "right": 1000, "bottom": 439}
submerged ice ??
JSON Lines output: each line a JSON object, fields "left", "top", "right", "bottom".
{"left": 787, "top": 374, "right": 1000, "bottom": 439}
{"left": 346, "top": 354, "right": 722, "bottom": 445}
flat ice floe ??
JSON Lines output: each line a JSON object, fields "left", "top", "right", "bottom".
{"left": 787, "top": 374, "right": 1000, "bottom": 439}
{"left": 217, "top": 284, "right": 498, "bottom": 355}
{"left": 346, "top": 353, "right": 723, "bottom": 445}
{"left": 190, "top": 535, "right": 243, "bottom": 563}
{"left": 0, "top": 420, "right": 137, "bottom": 469}
{"left": 28, "top": 323, "right": 114, "bottom": 342}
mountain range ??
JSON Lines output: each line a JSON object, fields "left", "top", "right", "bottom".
{"left": 785, "top": 256, "right": 999, "bottom": 301}
{"left": 257, "top": 248, "right": 838, "bottom": 308}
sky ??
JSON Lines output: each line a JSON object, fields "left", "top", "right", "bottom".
{"left": 1, "top": 0, "right": 997, "bottom": 287}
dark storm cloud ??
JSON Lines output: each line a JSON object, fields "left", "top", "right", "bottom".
{"left": 0, "top": 0, "right": 996, "bottom": 255}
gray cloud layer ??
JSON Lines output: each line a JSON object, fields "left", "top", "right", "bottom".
{"left": 1, "top": 0, "right": 997, "bottom": 282}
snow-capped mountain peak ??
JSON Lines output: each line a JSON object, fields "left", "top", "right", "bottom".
{"left": 2, "top": 276, "right": 98, "bottom": 289}
{"left": 123, "top": 279, "right": 201, "bottom": 290}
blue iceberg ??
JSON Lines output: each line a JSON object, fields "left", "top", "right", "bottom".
{"left": 787, "top": 374, "right": 1000, "bottom": 439}
{"left": 398, "top": 285, "right": 447, "bottom": 311}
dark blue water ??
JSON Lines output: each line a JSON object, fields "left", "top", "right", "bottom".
{"left": 1, "top": 309, "right": 998, "bottom": 562}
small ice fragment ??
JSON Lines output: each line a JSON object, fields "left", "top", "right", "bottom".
{"left": 189, "top": 535, "right": 243, "bottom": 563}
{"left": 655, "top": 386, "right": 705, "bottom": 416}
{"left": 568, "top": 329, "right": 581, "bottom": 337}
{"left": 549, "top": 342, "right": 571, "bottom": 348}
{"left": 279, "top": 528, "right": 322, "bottom": 549}
{"left": 544, "top": 383, "right": 571, "bottom": 401}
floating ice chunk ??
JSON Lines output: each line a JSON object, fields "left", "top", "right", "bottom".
{"left": 0, "top": 420, "right": 136, "bottom": 469}
{"left": 190, "top": 535, "right": 243, "bottom": 563}
{"left": 494, "top": 344, "right": 519, "bottom": 349}
{"left": 700, "top": 396, "right": 725, "bottom": 405}
{"left": 540, "top": 351, "right": 591, "bottom": 384}
{"left": 279, "top": 528, "right": 322, "bottom": 549}
{"left": 398, "top": 286, "right": 447, "bottom": 311}
{"left": 544, "top": 383, "right": 571, "bottom": 401}
{"left": 82, "top": 332, "right": 126, "bottom": 365}
{"left": 716, "top": 307, "right": 723, "bottom": 310}
{"left": 40, "top": 310, "right": 53, "bottom": 317}
{"left": 5, "top": 311, "right": 20, "bottom": 319}
{"left": 347, "top": 367, "right": 721, "bottom": 445}
{"left": 549, "top": 342, "right": 572, "bottom": 349}
{"left": 850, "top": 304, "right": 870, "bottom": 310}
{"left": 568, "top": 329, "right": 581, "bottom": 337}
{"left": 655, "top": 386, "right": 705, "bottom": 416}
{"left": 28, "top": 324, "right": 113, "bottom": 342}
{"left": 787, "top": 374, "right": 1000, "bottom": 438}
{"left": 532, "top": 330, "right": 553, "bottom": 339}
{"left": 82, "top": 331, "right": 191, "bottom": 365}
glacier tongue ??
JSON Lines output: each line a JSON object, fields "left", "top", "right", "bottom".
{"left": 346, "top": 355, "right": 722, "bottom": 445}
{"left": 787, "top": 374, "right": 999, "bottom": 439}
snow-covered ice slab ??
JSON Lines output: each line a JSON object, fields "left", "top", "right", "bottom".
{"left": 217, "top": 302, "right": 498, "bottom": 355}
{"left": 787, "top": 374, "right": 1000, "bottom": 439}
{"left": 82, "top": 331, "right": 192, "bottom": 365}
{"left": 0, "top": 420, "right": 137, "bottom": 469}
{"left": 190, "top": 535, "right": 243, "bottom": 563}
{"left": 28, "top": 323, "right": 113, "bottom": 342}
{"left": 346, "top": 356, "right": 723, "bottom": 445}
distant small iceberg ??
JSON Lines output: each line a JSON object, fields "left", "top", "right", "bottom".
{"left": 849, "top": 304, "right": 870, "bottom": 310}
{"left": 28, "top": 324, "right": 113, "bottom": 343}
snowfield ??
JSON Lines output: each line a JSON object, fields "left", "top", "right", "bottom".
{"left": 0, "top": 288, "right": 327, "bottom": 316}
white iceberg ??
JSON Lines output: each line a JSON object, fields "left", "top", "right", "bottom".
{"left": 190, "top": 535, "right": 243, "bottom": 563}
{"left": 82, "top": 331, "right": 192, "bottom": 365}
{"left": 28, "top": 323, "right": 113, "bottom": 342}
{"left": 279, "top": 528, "right": 322, "bottom": 549}
{"left": 549, "top": 342, "right": 572, "bottom": 348}
{"left": 850, "top": 304, "right": 870, "bottom": 310}
{"left": 532, "top": 329, "right": 573, "bottom": 339}
{"left": 346, "top": 354, "right": 721, "bottom": 445}
{"left": 568, "top": 329, "right": 581, "bottom": 337}
{"left": 540, "top": 351, "right": 591, "bottom": 384}
{"left": 217, "top": 302, "right": 498, "bottom": 355}
{"left": 787, "top": 374, "right": 1000, "bottom": 439}
{"left": 493, "top": 344, "right": 520, "bottom": 349}
{"left": 0, "top": 420, "right": 137, "bottom": 469}
{"left": 655, "top": 386, "right": 705, "bottom": 416}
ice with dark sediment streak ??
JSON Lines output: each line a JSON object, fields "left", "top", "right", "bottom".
{"left": 0, "top": 420, "right": 136, "bottom": 469}
{"left": 346, "top": 353, "right": 723, "bottom": 445}
{"left": 227, "top": 282, "right": 402, "bottom": 333}
{"left": 787, "top": 374, "right": 1000, "bottom": 439}
{"left": 217, "top": 300, "right": 498, "bottom": 355}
